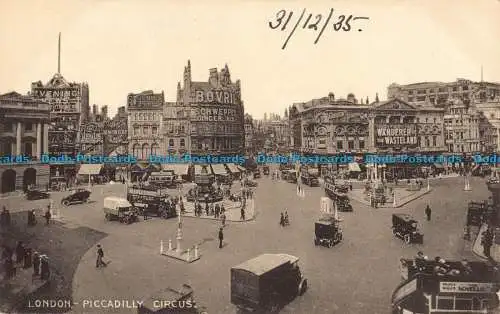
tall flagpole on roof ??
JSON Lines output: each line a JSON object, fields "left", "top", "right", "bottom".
{"left": 58, "top": 32, "right": 61, "bottom": 74}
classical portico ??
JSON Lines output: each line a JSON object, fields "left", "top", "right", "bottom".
{"left": 0, "top": 92, "right": 50, "bottom": 193}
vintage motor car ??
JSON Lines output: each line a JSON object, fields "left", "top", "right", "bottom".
{"left": 26, "top": 189, "right": 50, "bottom": 201}
{"left": 246, "top": 180, "right": 258, "bottom": 187}
{"left": 392, "top": 213, "right": 424, "bottom": 244}
{"left": 103, "top": 196, "right": 138, "bottom": 224}
{"left": 61, "top": 189, "right": 91, "bottom": 206}
{"left": 137, "top": 284, "right": 207, "bottom": 314}
{"left": 253, "top": 169, "right": 261, "bottom": 179}
{"left": 127, "top": 187, "right": 177, "bottom": 219}
{"left": 231, "top": 253, "right": 308, "bottom": 313}
{"left": 281, "top": 170, "right": 298, "bottom": 183}
{"left": 263, "top": 165, "right": 270, "bottom": 175}
{"left": 314, "top": 214, "right": 343, "bottom": 247}
{"left": 336, "top": 196, "right": 353, "bottom": 212}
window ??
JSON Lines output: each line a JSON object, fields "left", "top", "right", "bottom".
{"left": 169, "top": 139, "right": 174, "bottom": 147}
{"left": 24, "top": 142, "right": 32, "bottom": 156}
{"left": 452, "top": 87, "right": 458, "bottom": 92}
{"left": 152, "top": 127, "right": 158, "bottom": 135}
{"left": 425, "top": 118, "right": 428, "bottom": 123}
{"left": 143, "top": 127, "right": 148, "bottom": 135}
{"left": 416, "top": 96, "right": 426, "bottom": 101}
{"left": 408, "top": 97, "right": 414, "bottom": 102}
{"left": 439, "top": 88, "right": 445, "bottom": 92}
{"left": 336, "top": 141, "right": 343, "bottom": 150}
{"left": 425, "top": 136, "right": 430, "bottom": 147}
{"left": 432, "top": 136, "right": 437, "bottom": 146}
{"left": 462, "top": 86, "right": 469, "bottom": 91}
{"left": 180, "top": 139, "right": 185, "bottom": 147}
{"left": 3, "top": 122, "right": 13, "bottom": 132}
{"left": 348, "top": 141, "right": 354, "bottom": 150}
{"left": 132, "top": 144, "right": 140, "bottom": 159}
{"left": 416, "top": 118, "right": 420, "bottom": 123}
{"left": 359, "top": 140, "right": 365, "bottom": 149}
{"left": 436, "top": 296, "right": 454, "bottom": 310}
{"left": 433, "top": 118, "right": 436, "bottom": 123}
{"left": 25, "top": 123, "right": 33, "bottom": 131}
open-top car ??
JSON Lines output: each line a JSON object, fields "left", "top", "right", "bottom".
{"left": 392, "top": 213, "right": 423, "bottom": 244}
{"left": 314, "top": 214, "right": 343, "bottom": 247}
{"left": 61, "top": 188, "right": 91, "bottom": 206}
{"left": 26, "top": 189, "right": 50, "bottom": 201}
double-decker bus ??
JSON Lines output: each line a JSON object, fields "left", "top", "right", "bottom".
{"left": 392, "top": 258, "right": 499, "bottom": 313}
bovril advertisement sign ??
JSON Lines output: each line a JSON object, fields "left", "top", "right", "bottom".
{"left": 376, "top": 124, "right": 417, "bottom": 147}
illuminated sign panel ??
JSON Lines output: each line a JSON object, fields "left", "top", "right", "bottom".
{"left": 376, "top": 124, "right": 417, "bottom": 147}
{"left": 32, "top": 87, "right": 81, "bottom": 113}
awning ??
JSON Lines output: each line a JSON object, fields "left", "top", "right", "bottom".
{"left": 194, "top": 165, "right": 212, "bottom": 175}
{"left": 162, "top": 164, "right": 189, "bottom": 175}
{"left": 348, "top": 163, "right": 361, "bottom": 172}
{"left": 226, "top": 164, "right": 240, "bottom": 173}
{"left": 211, "top": 164, "right": 228, "bottom": 175}
{"left": 78, "top": 164, "right": 103, "bottom": 175}
{"left": 433, "top": 163, "right": 444, "bottom": 168}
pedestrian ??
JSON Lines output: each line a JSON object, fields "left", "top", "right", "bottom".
{"left": 218, "top": 227, "right": 224, "bottom": 248}
{"left": 284, "top": 211, "right": 289, "bottom": 225}
{"left": 44, "top": 208, "right": 51, "bottom": 225}
{"left": 221, "top": 213, "right": 226, "bottom": 227}
{"left": 15, "top": 241, "right": 25, "bottom": 264}
{"left": 4, "top": 256, "right": 14, "bottom": 279}
{"left": 96, "top": 244, "right": 106, "bottom": 268}
{"left": 215, "top": 203, "right": 220, "bottom": 218}
{"left": 33, "top": 251, "right": 40, "bottom": 276}
{"left": 143, "top": 207, "right": 148, "bottom": 220}
{"left": 40, "top": 255, "right": 50, "bottom": 280}
{"left": 425, "top": 205, "right": 432, "bottom": 221}
{"left": 280, "top": 212, "right": 285, "bottom": 226}
{"left": 240, "top": 207, "right": 245, "bottom": 221}
{"left": 24, "top": 248, "right": 33, "bottom": 269}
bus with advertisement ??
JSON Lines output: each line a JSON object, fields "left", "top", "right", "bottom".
{"left": 392, "top": 258, "right": 499, "bottom": 313}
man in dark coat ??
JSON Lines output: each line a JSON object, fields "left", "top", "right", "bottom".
{"left": 24, "top": 248, "right": 33, "bottom": 268}
{"left": 96, "top": 244, "right": 105, "bottom": 268}
{"left": 15, "top": 241, "right": 25, "bottom": 264}
{"left": 240, "top": 207, "right": 245, "bottom": 221}
{"left": 44, "top": 208, "right": 51, "bottom": 225}
{"left": 218, "top": 228, "right": 224, "bottom": 248}
{"left": 33, "top": 252, "right": 40, "bottom": 276}
{"left": 40, "top": 255, "right": 50, "bottom": 280}
{"left": 425, "top": 205, "right": 432, "bottom": 221}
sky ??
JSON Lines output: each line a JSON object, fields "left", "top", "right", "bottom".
{"left": 1, "top": 0, "right": 500, "bottom": 119}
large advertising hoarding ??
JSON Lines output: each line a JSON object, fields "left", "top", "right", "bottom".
{"left": 190, "top": 106, "right": 240, "bottom": 122}
{"left": 32, "top": 87, "right": 81, "bottom": 113}
{"left": 375, "top": 124, "right": 418, "bottom": 147}
{"left": 104, "top": 119, "right": 128, "bottom": 144}
{"left": 194, "top": 89, "right": 240, "bottom": 105}
{"left": 127, "top": 93, "right": 164, "bottom": 109}
{"left": 80, "top": 123, "right": 102, "bottom": 144}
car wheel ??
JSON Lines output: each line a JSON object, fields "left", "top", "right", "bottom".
{"left": 62, "top": 200, "right": 70, "bottom": 206}
{"left": 404, "top": 234, "right": 411, "bottom": 244}
{"left": 298, "top": 279, "right": 308, "bottom": 295}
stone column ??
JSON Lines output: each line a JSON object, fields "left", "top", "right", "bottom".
{"left": 43, "top": 124, "right": 49, "bottom": 154}
{"left": 37, "top": 123, "right": 42, "bottom": 159}
{"left": 16, "top": 122, "right": 22, "bottom": 155}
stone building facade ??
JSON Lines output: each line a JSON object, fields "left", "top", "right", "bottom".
{"left": 0, "top": 92, "right": 50, "bottom": 193}
{"left": 162, "top": 102, "right": 190, "bottom": 155}
{"left": 127, "top": 90, "right": 164, "bottom": 161}
{"left": 176, "top": 60, "right": 245, "bottom": 155}
{"left": 244, "top": 114, "right": 254, "bottom": 154}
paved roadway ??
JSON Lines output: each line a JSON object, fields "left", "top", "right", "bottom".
{"left": 0, "top": 173, "right": 491, "bottom": 314}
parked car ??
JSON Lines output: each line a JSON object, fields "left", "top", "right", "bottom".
{"left": 61, "top": 189, "right": 91, "bottom": 206}
{"left": 103, "top": 196, "right": 138, "bottom": 224}
{"left": 26, "top": 189, "right": 50, "bottom": 200}
{"left": 231, "top": 253, "right": 307, "bottom": 312}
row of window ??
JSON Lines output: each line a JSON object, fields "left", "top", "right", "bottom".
{"left": 133, "top": 126, "right": 158, "bottom": 136}
{"left": 0, "top": 141, "right": 36, "bottom": 156}
{"left": 444, "top": 119, "right": 479, "bottom": 125}
{"left": 191, "top": 124, "right": 242, "bottom": 134}
{"left": 131, "top": 112, "right": 159, "bottom": 121}
{"left": 2, "top": 122, "right": 37, "bottom": 133}
{"left": 445, "top": 131, "right": 478, "bottom": 140}
{"left": 409, "top": 86, "right": 469, "bottom": 95}
{"left": 448, "top": 143, "right": 481, "bottom": 152}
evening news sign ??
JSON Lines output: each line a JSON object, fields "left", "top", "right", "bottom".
{"left": 195, "top": 90, "right": 240, "bottom": 105}
{"left": 32, "top": 88, "right": 80, "bottom": 113}
{"left": 104, "top": 119, "right": 128, "bottom": 144}
{"left": 439, "top": 282, "right": 496, "bottom": 294}
{"left": 190, "top": 107, "right": 238, "bottom": 122}
{"left": 80, "top": 123, "right": 102, "bottom": 143}
{"left": 376, "top": 125, "right": 417, "bottom": 146}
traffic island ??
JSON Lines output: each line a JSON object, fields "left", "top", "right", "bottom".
{"left": 182, "top": 198, "right": 256, "bottom": 222}
{"left": 160, "top": 211, "right": 201, "bottom": 263}
{"left": 349, "top": 187, "right": 432, "bottom": 208}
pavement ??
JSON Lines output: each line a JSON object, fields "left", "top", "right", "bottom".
{"left": 348, "top": 186, "right": 432, "bottom": 208}
{"left": 472, "top": 223, "right": 500, "bottom": 261}
{"left": 182, "top": 198, "right": 255, "bottom": 222}
{"left": 0, "top": 172, "right": 497, "bottom": 314}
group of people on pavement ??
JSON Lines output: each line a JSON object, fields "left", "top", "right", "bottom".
{"left": 1, "top": 241, "right": 50, "bottom": 281}
{"left": 280, "top": 211, "right": 290, "bottom": 227}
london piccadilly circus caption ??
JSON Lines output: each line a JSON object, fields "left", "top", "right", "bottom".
{"left": 268, "top": 8, "right": 370, "bottom": 49}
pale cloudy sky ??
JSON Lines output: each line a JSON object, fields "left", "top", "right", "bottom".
{"left": 1, "top": 0, "right": 499, "bottom": 118}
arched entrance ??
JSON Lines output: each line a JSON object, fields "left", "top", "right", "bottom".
{"left": 23, "top": 168, "right": 37, "bottom": 191}
{"left": 1, "top": 169, "right": 17, "bottom": 194}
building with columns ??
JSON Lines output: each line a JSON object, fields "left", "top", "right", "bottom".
{"left": 0, "top": 92, "right": 50, "bottom": 193}
{"left": 289, "top": 93, "right": 446, "bottom": 178}
{"left": 127, "top": 90, "right": 164, "bottom": 161}
{"left": 177, "top": 60, "right": 245, "bottom": 155}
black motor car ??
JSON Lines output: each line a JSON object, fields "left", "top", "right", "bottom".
{"left": 391, "top": 214, "right": 423, "bottom": 244}
{"left": 26, "top": 189, "right": 50, "bottom": 200}
{"left": 314, "top": 214, "right": 343, "bottom": 247}
{"left": 61, "top": 189, "right": 91, "bottom": 206}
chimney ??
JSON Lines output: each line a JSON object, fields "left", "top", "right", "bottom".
{"left": 92, "top": 104, "right": 98, "bottom": 116}
{"left": 209, "top": 68, "right": 219, "bottom": 87}
{"left": 328, "top": 92, "right": 335, "bottom": 102}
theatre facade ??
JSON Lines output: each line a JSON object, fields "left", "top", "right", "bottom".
{"left": 289, "top": 93, "right": 446, "bottom": 178}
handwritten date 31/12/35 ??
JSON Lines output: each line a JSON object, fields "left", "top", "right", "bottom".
{"left": 269, "top": 9, "right": 370, "bottom": 49}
